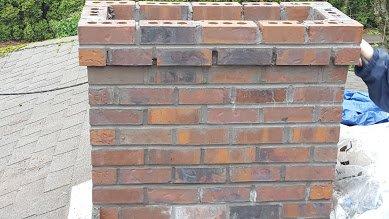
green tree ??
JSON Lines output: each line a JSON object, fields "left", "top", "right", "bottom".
{"left": 0, "top": 0, "right": 384, "bottom": 43}
{"left": 0, "top": 0, "right": 85, "bottom": 42}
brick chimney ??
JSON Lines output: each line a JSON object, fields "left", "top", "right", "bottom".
{"left": 78, "top": 1, "right": 362, "bottom": 218}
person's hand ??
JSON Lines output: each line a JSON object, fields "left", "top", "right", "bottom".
{"left": 357, "top": 58, "right": 363, "bottom": 67}
{"left": 357, "top": 39, "right": 374, "bottom": 67}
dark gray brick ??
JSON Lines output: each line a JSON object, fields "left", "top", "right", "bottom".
{"left": 140, "top": 22, "right": 198, "bottom": 44}
{"left": 230, "top": 205, "right": 280, "bottom": 219}
{"left": 156, "top": 48, "right": 212, "bottom": 66}
{"left": 217, "top": 48, "right": 274, "bottom": 65}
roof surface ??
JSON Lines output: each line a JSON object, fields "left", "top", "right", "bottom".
{"left": 0, "top": 37, "right": 90, "bottom": 218}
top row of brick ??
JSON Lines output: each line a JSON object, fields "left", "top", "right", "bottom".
{"left": 84, "top": 1, "right": 352, "bottom": 22}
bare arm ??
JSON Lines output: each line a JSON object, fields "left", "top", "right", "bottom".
{"left": 357, "top": 39, "right": 374, "bottom": 66}
{"left": 360, "top": 39, "right": 374, "bottom": 60}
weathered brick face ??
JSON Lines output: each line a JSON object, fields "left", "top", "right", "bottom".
{"left": 79, "top": 1, "right": 362, "bottom": 218}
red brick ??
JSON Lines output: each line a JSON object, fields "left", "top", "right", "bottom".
{"left": 92, "top": 168, "right": 117, "bottom": 185}
{"left": 261, "top": 66, "right": 321, "bottom": 83}
{"left": 89, "top": 88, "right": 114, "bottom": 106}
{"left": 201, "top": 20, "right": 259, "bottom": 44}
{"left": 118, "top": 168, "right": 172, "bottom": 184}
{"left": 100, "top": 207, "right": 118, "bottom": 219}
{"left": 291, "top": 126, "right": 340, "bottom": 143}
{"left": 283, "top": 202, "right": 332, "bottom": 218}
{"left": 90, "top": 129, "right": 115, "bottom": 145}
{"left": 148, "top": 148, "right": 201, "bottom": 165}
{"left": 203, "top": 147, "right": 256, "bottom": 164}
{"left": 140, "top": 21, "right": 197, "bottom": 45}
{"left": 139, "top": 2, "right": 189, "bottom": 20}
{"left": 147, "top": 188, "right": 198, "bottom": 204}
{"left": 263, "top": 107, "right": 314, "bottom": 123}
{"left": 108, "top": 48, "right": 152, "bottom": 66}
{"left": 285, "top": 165, "right": 336, "bottom": 181}
{"left": 276, "top": 48, "right": 331, "bottom": 65}
{"left": 148, "top": 108, "right": 200, "bottom": 124}
{"left": 90, "top": 109, "right": 142, "bottom": 125}
{"left": 179, "top": 88, "right": 230, "bottom": 104}
{"left": 256, "top": 185, "right": 306, "bottom": 202}
{"left": 175, "top": 167, "right": 226, "bottom": 183}
{"left": 119, "top": 128, "right": 172, "bottom": 145}
{"left": 192, "top": 2, "right": 241, "bottom": 20}
{"left": 111, "top": 2, "right": 135, "bottom": 20}
{"left": 234, "top": 127, "right": 284, "bottom": 144}
{"left": 243, "top": 2, "right": 280, "bottom": 20}
{"left": 307, "top": 20, "right": 363, "bottom": 43}
{"left": 334, "top": 47, "right": 361, "bottom": 65}
{"left": 281, "top": 3, "right": 309, "bottom": 21}
{"left": 81, "top": 5, "right": 107, "bottom": 21}
{"left": 79, "top": 48, "right": 106, "bottom": 66}
{"left": 207, "top": 108, "right": 259, "bottom": 124}
{"left": 230, "top": 166, "right": 281, "bottom": 182}
{"left": 121, "top": 206, "right": 171, "bottom": 219}
{"left": 78, "top": 20, "right": 135, "bottom": 44}
{"left": 92, "top": 150, "right": 144, "bottom": 166}
{"left": 119, "top": 88, "right": 175, "bottom": 105}
{"left": 326, "top": 66, "right": 349, "bottom": 83}
{"left": 314, "top": 147, "right": 338, "bottom": 162}
{"left": 310, "top": 184, "right": 333, "bottom": 200}
{"left": 293, "top": 87, "right": 344, "bottom": 103}
{"left": 177, "top": 128, "right": 229, "bottom": 145}
{"left": 202, "top": 187, "right": 251, "bottom": 203}
{"left": 312, "top": 4, "right": 351, "bottom": 20}
{"left": 93, "top": 188, "right": 143, "bottom": 204}
{"left": 259, "top": 147, "right": 310, "bottom": 163}
{"left": 313, "top": 7, "right": 333, "bottom": 20}
{"left": 258, "top": 21, "right": 305, "bottom": 44}
{"left": 208, "top": 67, "right": 258, "bottom": 83}
{"left": 157, "top": 48, "right": 212, "bottom": 66}
{"left": 235, "top": 88, "right": 286, "bottom": 104}
{"left": 318, "top": 106, "right": 343, "bottom": 122}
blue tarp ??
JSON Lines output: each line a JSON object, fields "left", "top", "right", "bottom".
{"left": 342, "top": 90, "right": 389, "bottom": 126}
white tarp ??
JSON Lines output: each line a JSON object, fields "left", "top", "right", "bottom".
{"left": 332, "top": 123, "right": 389, "bottom": 219}
{"left": 68, "top": 180, "right": 92, "bottom": 219}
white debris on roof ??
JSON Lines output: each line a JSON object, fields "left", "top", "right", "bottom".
{"left": 332, "top": 123, "right": 389, "bottom": 219}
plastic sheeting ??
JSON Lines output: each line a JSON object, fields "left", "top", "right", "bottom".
{"left": 331, "top": 123, "right": 389, "bottom": 219}
{"left": 342, "top": 90, "right": 389, "bottom": 126}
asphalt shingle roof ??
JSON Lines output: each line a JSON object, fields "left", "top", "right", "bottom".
{"left": 0, "top": 37, "right": 90, "bottom": 218}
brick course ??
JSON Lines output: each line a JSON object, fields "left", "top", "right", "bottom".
{"left": 80, "top": 1, "right": 359, "bottom": 218}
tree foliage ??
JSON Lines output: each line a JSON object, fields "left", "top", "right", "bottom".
{"left": 0, "top": 0, "right": 84, "bottom": 42}
{"left": 0, "top": 0, "right": 383, "bottom": 43}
